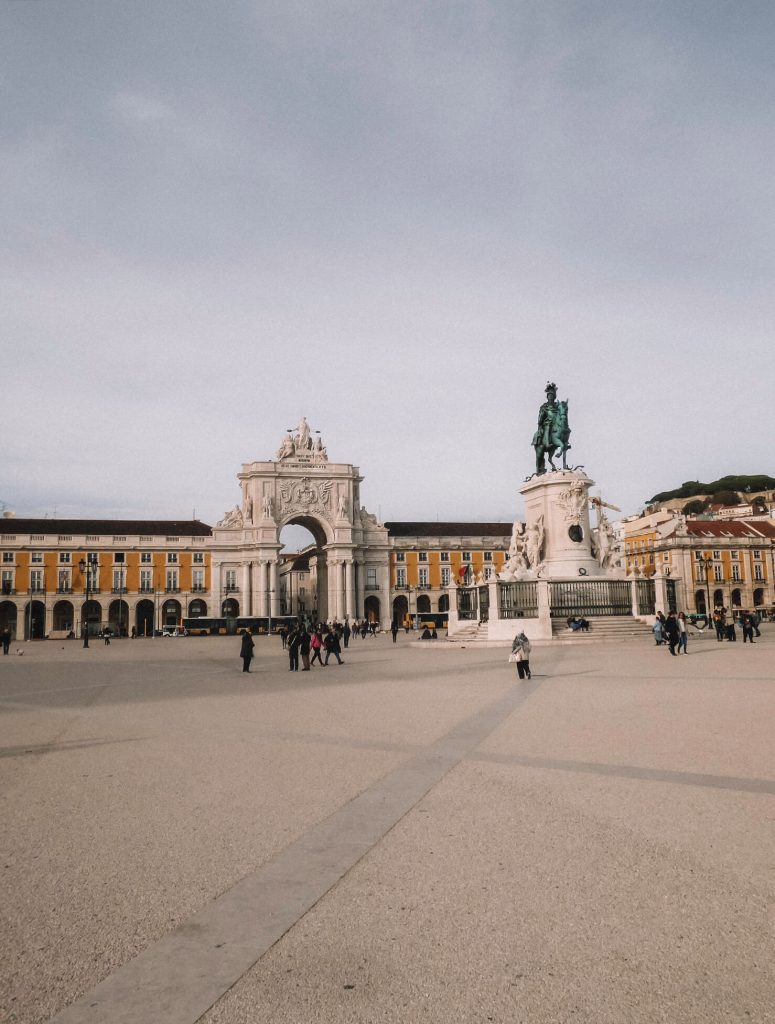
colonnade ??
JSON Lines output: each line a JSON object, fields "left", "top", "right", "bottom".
{"left": 211, "top": 551, "right": 372, "bottom": 622}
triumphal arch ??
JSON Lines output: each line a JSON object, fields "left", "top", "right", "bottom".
{"left": 210, "top": 419, "right": 390, "bottom": 624}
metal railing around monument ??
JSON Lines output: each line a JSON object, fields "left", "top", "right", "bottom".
{"left": 498, "top": 581, "right": 538, "bottom": 618}
{"left": 634, "top": 579, "right": 655, "bottom": 616}
{"left": 549, "top": 580, "right": 632, "bottom": 618}
{"left": 456, "top": 588, "right": 478, "bottom": 620}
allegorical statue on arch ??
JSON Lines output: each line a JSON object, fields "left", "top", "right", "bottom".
{"left": 276, "top": 416, "right": 328, "bottom": 462}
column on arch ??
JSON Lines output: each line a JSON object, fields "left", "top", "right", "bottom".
{"left": 354, "top": 558, "right": 365, "bottom": 620}
{"left": 345, "top": 559, "right": 355, "bottom": 619}
{"left": 270, "top": 560, "right": 280, "bottom": 617}
{"left": 257, "top": 561, "right": 269, "bottom": 617}
{"left": 242, "top": 562, "right": 252, "bottom": 616}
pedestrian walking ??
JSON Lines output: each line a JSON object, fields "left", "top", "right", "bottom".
{"left": 299, "top": 627, "right": 312, "bottom": 669}
{"left": 324, "top": 630, "right": 344, "bottom": 665}
{"left": 742, "top": 612, "right": 755, "bottom": 643}
{"left": 310, "top": 629, "right": 324, "bottom": 666}
{"left": 1, "top": 626, "right": 11, "bottom": 654}
{"left": 677, "top": 611, "right": 688, "bottom": 654}
{"left": 391, "top": 620, "right": 398, "bottom": 643}
{"left": 360, "top": 621, "right": 368, "bottom": 639}
{"left": 663, "top": 611, "right": 680, "bottom": 655}
{"left": 103, "top": 629, "right": 111, "bottom": 646}
{"left": 240, "top": 628, "right": 254, "bottom": 673}
{"left": 713, "top": 610, "right": 725, "bottom": 641}
{"left": 287, "top": 625, "right": 301, "bottom": 671}
{"left": 510, "top": 631, "right": 532, "bottom": 679}
{"left": 652, "top": 616, "right": 664, "bottom": 646}
{"left": 751, "top": 611, "right": 761, "bottom": 637}
{"left": 343, "top": 621, "right": 351, "bottom": 648}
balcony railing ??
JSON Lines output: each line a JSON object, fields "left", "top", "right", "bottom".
{"left": 191, "top": 585, "right": 207, "bottom": 592}
{"left": 365, "top": 584, "right": 380, "bottom": 591}
{"left": 56, "top": 587, "right": 73, "bottom": 594}
{"left": 139, "top": 585, "right": 154, "bottom": 593}
{"left": 416, "top": 583, "right": 431, "bottom": 590}
{"left": 1, "top": 587, "right": 16, "bottom": 595}
{"left": 165, "top": 587, "right": 181, "bottom": 593}
{"left": 223, "top": 585, "right": 238, "bottom": 593}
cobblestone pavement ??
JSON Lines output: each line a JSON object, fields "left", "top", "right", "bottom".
{"left": 1, "top": 628, "right": 773, "bottom": 1024}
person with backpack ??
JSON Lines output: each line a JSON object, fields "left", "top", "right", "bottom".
{"left": 324, "top": 629, "right": 344, "bottom": 665}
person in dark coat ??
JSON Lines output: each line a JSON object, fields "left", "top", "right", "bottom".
{"left": 663, "top": 612, "right": 680, "bottom": 655}
{"left": 1, "top": 626, "right": 11, "bottom": 654}
{"left": 240, "top": 629, "right": 255, "bottom": 672}
{"left": 343, "top": 621, "right": 351, "bottom": 648}
{"left": 324, "top": 630, "right": 344, "bottom": 665}
{"left": 391, "top": 620, "right": 398, "bottom": 643}
{"left": 299, "top": 627, "right": 312, "bottom": 669}
{"left": 287, "top": 625, "right": 301, "bottom": 671}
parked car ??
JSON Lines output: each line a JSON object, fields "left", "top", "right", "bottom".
{"left": 161, "top": 626, "right": 188, "bottom": 637}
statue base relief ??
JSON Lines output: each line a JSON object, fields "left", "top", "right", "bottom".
{"left": 520, "top": 469, "right": 601, "bottom": 580}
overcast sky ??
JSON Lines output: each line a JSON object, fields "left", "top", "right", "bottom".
{"left": 3, "top": 0, "right": 774, "bottom": 537}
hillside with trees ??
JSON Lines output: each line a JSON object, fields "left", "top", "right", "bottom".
{"left": 649, "top": 475, "right": 775, "bottom": 504}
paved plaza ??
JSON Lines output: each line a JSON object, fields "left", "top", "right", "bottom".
{"left": 1, "top": 628, "right": 773, "bottom": 1024}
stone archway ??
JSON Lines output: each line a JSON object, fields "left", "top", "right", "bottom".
{"left": 162, "top": 599, "right": 181, "bottom": 626}
{"left": 0, "top": 600, "right": 18, "bottom": 638}
{"left": 109, "top": 599, "right": 129, "bottom": 636}
{"left": 53, "top": 600, "right": 75, "bottom": 632}
{"left": 392, "top": 595, "right": 408, "bottom": 625}
{"left": 82, "top": 600, "right": 102, "bottom": 638}
{"left": 364, "top": 595, "right": 380, "bottom": 624}
{"left": 211, "top": 420, "right": 392, "bottom": 627}
{"left": 135, "top": 599, "right": 154, "bottom": 637}
{"left": 23, "top": 600, "right": 46, "bottom": 640}
{"left": 279, "top": 514, "right": 331, "bottom": 623}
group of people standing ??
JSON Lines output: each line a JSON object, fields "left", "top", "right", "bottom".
{"left": 711, "top": 607, "right": 760, "bottom": 644}
{"left": 652, "top": 611, "right": 689, "bottom": 655}
{"left": 240, "top": 618, "right": 382, "bottom": 673}
{"left": 653, "top": 607, "right": 763, "bottom": 654}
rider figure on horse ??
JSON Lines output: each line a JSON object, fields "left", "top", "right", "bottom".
{"left": 532, "top": 381, "right": 571, "bottom": 474}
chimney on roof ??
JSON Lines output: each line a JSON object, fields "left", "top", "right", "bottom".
{"left": 2, "top": 510, "right": 14, "bottom": 519}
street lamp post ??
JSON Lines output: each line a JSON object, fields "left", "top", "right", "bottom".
{"left": 78, "top": 554, "right": 98, "bottom": 649}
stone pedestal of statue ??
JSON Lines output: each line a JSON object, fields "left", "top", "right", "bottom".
{"left": 520, "top": 470, "right": 600, "bottom": 579}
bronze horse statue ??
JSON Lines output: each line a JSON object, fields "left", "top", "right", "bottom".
{"left": 533, "top": 398, "right": 571, "bottom": 474}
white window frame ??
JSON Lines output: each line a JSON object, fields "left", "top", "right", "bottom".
{"left": 418, "top": 567, "right": 429, "bottom": 586}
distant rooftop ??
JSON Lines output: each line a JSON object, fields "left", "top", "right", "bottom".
{"left": 0, "top": 518, "right": 212, "bottom": 537}
{"left": 686, "top": 520, "right": 775, "bottom": 539}
{"left": 385, "top": 522, "right": 512, "bottom": 538}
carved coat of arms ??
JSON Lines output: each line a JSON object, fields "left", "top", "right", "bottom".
{"left": 279, "top": 477, "right": 333, "bottom": 519}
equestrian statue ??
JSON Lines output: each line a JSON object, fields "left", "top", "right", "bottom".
{"left": 532, "top": 381, "right": 571, "bottom": 474}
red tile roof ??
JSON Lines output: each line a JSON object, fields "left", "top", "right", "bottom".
{"left": 687, "top": 520, "right": 775, "bottom": 539}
